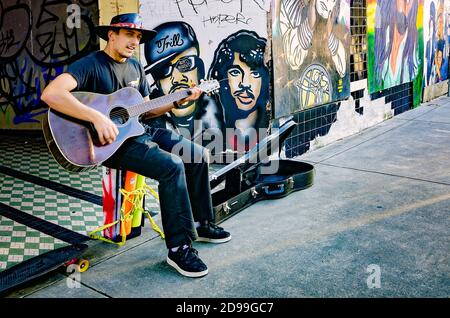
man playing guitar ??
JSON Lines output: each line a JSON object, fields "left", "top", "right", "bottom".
{"left": 41, "top": 13, "right": 231, "bottom": 278}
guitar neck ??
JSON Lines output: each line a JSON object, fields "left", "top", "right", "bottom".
{"left": 128, "top": 89, "right": 190, "bottom": 117}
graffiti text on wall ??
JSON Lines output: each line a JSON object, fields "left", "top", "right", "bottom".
{"left": 172, "top": 0, "right": 268, "bottom": 27}
{"left": 0, "top": 0, "right": 98, "bottom": 128}
{"left": 141, "top": 0, "right": 269, "bottom": 151}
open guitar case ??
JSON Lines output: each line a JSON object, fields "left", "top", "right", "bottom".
{"left": 210, "top": 119, "right": 315, "bottom": 224}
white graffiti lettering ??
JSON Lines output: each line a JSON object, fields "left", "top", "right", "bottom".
{"left": 66, "top": 4, "right": 81, "bottom": 29}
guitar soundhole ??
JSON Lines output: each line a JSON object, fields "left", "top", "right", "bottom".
{"left": 109, "top": 107, "right": 129, "bottom": 125}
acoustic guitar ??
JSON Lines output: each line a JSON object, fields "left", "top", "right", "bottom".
{"left": 42, "top": 80, "right": 219, "bottom": 172}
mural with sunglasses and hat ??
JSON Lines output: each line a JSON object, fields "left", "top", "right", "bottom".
{"left": 140, "top": 0, "right": 270, "bottom": 153}
{"left": 143, "top": 21, "right": 225, "bottom": 145}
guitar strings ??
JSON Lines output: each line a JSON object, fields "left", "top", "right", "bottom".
{"left": 108, "top": 91, "right": 186, "bottom": 121}
{"left": 106, "top": 79, "right": 224, "bottom": 122}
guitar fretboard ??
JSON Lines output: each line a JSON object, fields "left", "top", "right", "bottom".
{"left": 127, "top": 90, "right": 190, "bottom": 117}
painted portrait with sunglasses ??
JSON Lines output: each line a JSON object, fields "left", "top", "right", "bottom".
{"left": 144, "top": 21, "right": 224, "bottom": 143}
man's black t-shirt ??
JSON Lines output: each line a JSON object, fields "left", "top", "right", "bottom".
{"left": 67, "top": 51, "right": 150, "bottom": 97}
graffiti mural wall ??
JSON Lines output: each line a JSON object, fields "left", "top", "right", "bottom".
{"left": 0, "top": 0, "right": 98, "bottom": 130}
{"left": 272, "top": 0, "right": 351, "bottom": 118}
{"left": 423, "top": 0, "right": 449, "bottom": 102}
{"left": 367, "top": 0, "right": 424, "bottom": 106}
{"left": 140, "top": 0, "right": 270, "bottom": 151}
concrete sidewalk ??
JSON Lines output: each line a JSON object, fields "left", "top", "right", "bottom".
{"left": 10, "top": 96, "right": 450, "bottom": 298}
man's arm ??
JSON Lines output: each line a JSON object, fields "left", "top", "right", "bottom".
{"left": 41, "top": 73, "right": 119, "bottom": 145}
{"left": 140, "top": 95, "right": 174, "bottom": 119}
{"left": 141, "top": 86, "right": 203, "bottom": 119}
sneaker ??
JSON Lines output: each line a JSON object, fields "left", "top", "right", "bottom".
{"left": 197, "top": 222, "right": 231, "bottom": 243}
{"left": 167, "top": 245, "right": 208, "bottom": 278}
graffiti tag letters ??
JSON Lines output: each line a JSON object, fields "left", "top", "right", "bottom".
{"left": 202, "top": 12, "right": 252, "bottom": 26}
{"left": 0, "top": 1, "right": 98, "bottom": 127}
{"left": 155, "top": 33, "right": 185, "bottom": 54}
{"left": 173, "top": 0, "right": 266, "bottom": 19}
{"left": 0, "top": 4, "right": 31, "bottom": 62}
{"left": 0, "top": 29, "right": 19, "bottom": 57}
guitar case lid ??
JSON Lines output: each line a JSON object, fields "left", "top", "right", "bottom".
{"left": 210, "top": 119, "right": 297, "bottom": 189}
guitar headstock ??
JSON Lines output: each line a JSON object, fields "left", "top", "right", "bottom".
{"left": 199, "top": 79, "right": 220, "bottom": 96}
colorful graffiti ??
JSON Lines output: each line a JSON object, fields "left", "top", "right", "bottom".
{"left": 367, "top": 0, "right": 424, "bottom": 106}
{"left": 0, "top": 0, "right": 98, "bottom": 129}
{"left": 140, "top": 0, "right": 269, "bottom": 151}
{"left": 424, "top": 0, "right": 449, "bottom": 86}
{"left": 272, "top": 0, "right": 351, "bottom": 118}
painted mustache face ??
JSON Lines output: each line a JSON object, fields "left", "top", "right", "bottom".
{"left": 156, "top": 47, "right": 201, "bottom": 118}
{"left": 227, "top": 53, "right": 262, "bottom": 111}
{"left": 233, "top": 86, "right": 256, "bottom": 106}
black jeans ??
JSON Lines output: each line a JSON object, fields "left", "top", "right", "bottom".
{"left": 104, "top": 127, "right": 214, "bottom": 249}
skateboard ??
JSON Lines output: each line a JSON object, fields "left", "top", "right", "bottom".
{"left": 0, "top": 244, "right": 89, "bottom": 295}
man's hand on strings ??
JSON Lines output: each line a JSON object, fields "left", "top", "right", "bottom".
{"left": 175, "top": 84, "right": 203, "bottom": 107}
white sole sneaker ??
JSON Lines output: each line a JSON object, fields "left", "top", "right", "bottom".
{"left": 167, "top": 257, "right": 209, "bottom": 278}
{"left": 196, "top": 235, "right": 232, "bottom": 243}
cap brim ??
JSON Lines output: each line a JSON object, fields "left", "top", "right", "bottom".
{"left": 95, "top": 26, "right": 157, "bottom": 44}
{"left": 143, "top": 52, "right": 178, "bottom": 75}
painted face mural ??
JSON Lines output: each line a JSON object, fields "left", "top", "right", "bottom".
{"left": 145, "top": 22, "right": 205, "bottom": 119}
{"left": 139, "top": 0, "right": 270, "bottom": 151}
{"left": 227, "top": 52, "right": 263, "bottom": 112}
{"left": 273, "top": 0, "right": 350, "bottom": 117}
{"left": 144, "top": 21, "right": 225, "bottom": 142}
{"left": 368, "top": 0, "right": 423, "bottom": 101}
{"left": 208, "top": 30, "right": 269, "bottom": 151}
{"left": 157, "top": 47, "right": 200, "bottom": 118}
{"left": 209, "top": 31, "right": 268, "bottom": 128}
{"left": 437, "top": 0, "right": 445, "bottom": 40}
{"left": 424, "top": 0, "right": 448, "bottom": 88}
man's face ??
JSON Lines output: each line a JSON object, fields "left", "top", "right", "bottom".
{"left": 227, "top": 52, "right": 262, "bottom": 111}
{"left": 158, "top": 47, "right": 199, "bottom": 118}
{"left": 316, "top": 0, "right": 337, "bottom": 19}
{"left": 109, "top": 29, "right": 142, "bottom": 59}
